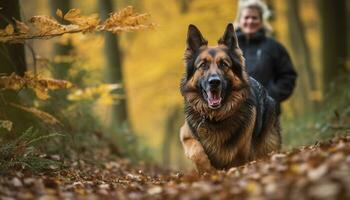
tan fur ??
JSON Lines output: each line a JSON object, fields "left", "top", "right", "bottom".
{"left": 180, "top": 24, "right": 281, "bottom": 172}
{"left": 180, "top": 121, "right": 215, "bottom": 172}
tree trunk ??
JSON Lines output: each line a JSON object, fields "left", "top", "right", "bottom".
{"left": 319, "top": 0, "right": 347, "bottom": 92}
{"left": 0, "top": 0, "right": 34, "bottom": 133}
{"left": 178, "top": 0, "right": 191, "bottom": 13}
{"left": 162, "top": 107, "right": 179, "bottom": 165}
{"left": 49, "top": 0, "right": 73, "bottom": 80}
{"left": 0, "top": 0, "right": 27, "bottom": 76}
{"left": 162, "top": 106, "right": 183, "bottom": 167}
{"left": 286, "top": 0, "right": 317, "bottom": 111}
{"left": 99, "top": 0, "right": 130, "bottom": 130}
{"left": 347, "top": 1, "right": 350, "bottom": 66}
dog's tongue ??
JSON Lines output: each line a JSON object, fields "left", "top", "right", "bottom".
{"left": 208, "top": 91, "right": 222, "bottom": 106}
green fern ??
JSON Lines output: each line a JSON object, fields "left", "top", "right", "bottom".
{"left": 0, "top": 127, "right": 64, "bottom": 172}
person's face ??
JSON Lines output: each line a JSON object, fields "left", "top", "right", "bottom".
{"left": 238, "top": 8, "right": 263, "bottom": 35}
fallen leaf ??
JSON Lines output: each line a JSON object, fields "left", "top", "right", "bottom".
{"left": 147, "top": 186, "right": 162, "bottom": 195}
{"left": 308, "top": 164, "right": 328, "bottom": 181}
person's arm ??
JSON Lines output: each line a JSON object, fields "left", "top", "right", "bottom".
{"left": 268, "top": 42, "right": 297, "bottom": 102}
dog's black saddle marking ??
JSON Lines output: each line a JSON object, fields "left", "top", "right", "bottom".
{"left": 249, "top": 77, "right": 268, "bottom": 140}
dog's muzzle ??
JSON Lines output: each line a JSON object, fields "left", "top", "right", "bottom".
{"left": 202, "top": 75, "right": 223, "bottom": 109}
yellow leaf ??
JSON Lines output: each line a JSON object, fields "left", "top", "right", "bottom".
{"left": 13, "top": 18, "right": 29, "bottom": 34}
{"left": 67, "top": 84, "right": 121, "bottom": 103}
{"left": 0, "top": 73, "right": 25, "bottom": 91}
{"left": 45, "top": 78, "right": 73, "bottom": 90}
{"left": 10, "top": 103, "right": 62, "bottom": 126}
{"left": 30, "top": 15, "right": 65, "bottom": 34}
{"left": 33, "top": 87, "right": 50, "bottom": 100}
{"left": 23, "top": 72, "right": 72, "bottom": 100}
{"left": 5, "top": 24, "right": 14, "bottom": 35}
{"left": 64, "top": 9, "right": 81, "bottom": 21}
{"left": 245, "top": 181, "right": 262, "bottom": 195}
{"left": 0, "top": 120, "right": 13, "bottom": 131}
{"left": 56, "top": 8, "right": 63, "bottom": 18}
{"left": 101, "top": 6, "right": 155, "bottom": 34}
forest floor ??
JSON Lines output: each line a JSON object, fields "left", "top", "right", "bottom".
{"left": 0, "top": 136, "right": 349, "bottom": 200}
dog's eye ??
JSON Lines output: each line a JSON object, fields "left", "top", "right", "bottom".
{"left": 198, "top": 62, "right": 208, "bottom": 70}
{"left": 219, "top": 60, "right": 230, "bottom": 68}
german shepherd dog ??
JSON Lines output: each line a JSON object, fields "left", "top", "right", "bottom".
{"left": 180, "top": 24, "right": 281, "bottom": 172}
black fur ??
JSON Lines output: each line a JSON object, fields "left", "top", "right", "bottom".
{"left": 180, "top": 24, "right": 281, "bottom": 170}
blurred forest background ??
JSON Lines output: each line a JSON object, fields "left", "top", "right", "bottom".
{"left": 0, "top": 0, "right": 349, "bottom": 171}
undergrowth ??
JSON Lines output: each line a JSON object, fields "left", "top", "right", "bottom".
{"left": 282, "top": 75, "right": 350, "bottom": 149}
{"left": 0, "top": 127, "right": 63, "bottom": 172}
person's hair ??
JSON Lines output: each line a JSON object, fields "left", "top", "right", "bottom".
{"left": 234, "top": 0, "right": 272, "bottom": 32}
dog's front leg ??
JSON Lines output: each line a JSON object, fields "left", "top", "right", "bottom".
{"left": 180, "top": 122, "right": 215, "bottom": 173}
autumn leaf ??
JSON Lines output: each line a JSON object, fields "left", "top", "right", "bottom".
{"left": 30, "top": 15, "right": 66, "bottom": 35}
{"left": 30, "top": 86, "right": 50, "bottom": 100}
{"left": 63, "top": 8, "right": 100, "bottom": 31}
{"left": 0, "top": 6, "right": 155, "bottom": 43}
{"left": 5, "top": 24, "right": 14, "bottom": 35}
{"left": 0, "top": 72, "right": 73, "bottom": 100}
{"left": 56, "top": 8, "right": 63, "bottom": 19}
{"left": 0, "top": 73, "right": 26, "bottom": 90}
{"left": 24, "top": 72, "right": 73, "bottom": 100}
{"left": 67, "top": 84, "right": 121, "bottom": 105}
{"left": 13, "top": 18, "right": 29, "bottom": 34}
{"left": 64, "top": 8, "right": 81, "bottom": 21}
{"left": 0, "top": 135, "right": 349, "bottom": 199}
{"left": 101, "top": 6, "right": 155, "bottom": 34}
{"left": 45, "top": 79, "right": 73, "bottom": 90}
{"left": 10, "top": 103, "right": 62, "bottom": 126}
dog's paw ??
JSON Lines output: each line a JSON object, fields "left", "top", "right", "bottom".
{"left": 188, "top": 150, "right": 215, "bottom": 173}
{"left": 196, "top": 163, "right": 216, "bottom": 173}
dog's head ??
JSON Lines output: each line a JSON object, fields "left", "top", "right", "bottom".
{"left": 181, "top": 23, "right": 249, "bottom": 114}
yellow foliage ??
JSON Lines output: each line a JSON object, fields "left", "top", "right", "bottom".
{"left": 30, "top": 15, "right": 66, "bottom": 35}
{"left": 5, "top": 24, "right": 14, "bottom": 35}
{"left": 101, "top": 6, "right": 156, "bottom": 33}
{"left": 0, "top": 24, "right": 13, "bottom": 36}
{"left": 67, "top": 84, "right": 122, "bottom": 106}
{"left": 14, "top": 18, "right": 30, "bottom": 34}
{"left": 56, "top": 9, "right": 63, "bottom": 19}
{"left": 0, "top": 6, "right": 155, "bottom": 43}
{"left": 10, "top": 103, "right": 62, "bottom": 126}
{"left": 0, "top": 72, "right": 73, "bottom": 100}
{"left": 124, "top": 0, "right": 236, "bottom": 149}
{"left": 64, "top": 8, "right": 82, "bottom": 20}
{"left": 62, "top": 9, "right": 100, "bottom": 32}
{"left": 0, "top": 73, "right": 26, "bottom": 90}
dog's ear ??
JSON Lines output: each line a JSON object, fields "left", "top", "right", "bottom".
{"left": 218, "top": 23, "right": 239, "bottom": 50}
{"left": 186, "top": 24, "right": 208, "bottom": 52}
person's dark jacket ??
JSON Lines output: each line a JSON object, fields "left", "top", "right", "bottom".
{"left": 236, "top": 28, "right": 297, "bottom": 114}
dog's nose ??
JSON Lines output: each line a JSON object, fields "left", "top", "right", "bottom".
{"left": 208, "top": 76, "right": 221, "bottom": 87}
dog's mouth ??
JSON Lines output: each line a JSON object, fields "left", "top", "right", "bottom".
{"left": 203, "top": 89, "right": 222, "bottom": 109}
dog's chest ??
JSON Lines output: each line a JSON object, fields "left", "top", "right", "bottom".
{"left": 196, "top": 121, "right": 241, "bottom": 169}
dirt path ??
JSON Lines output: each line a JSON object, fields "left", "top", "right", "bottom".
{"left": 1, "top": 136, "right": 349, "bottom": 200}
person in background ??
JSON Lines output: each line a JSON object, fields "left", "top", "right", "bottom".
{"left": 235, "top": 0, "right": 297, "bottom": 115}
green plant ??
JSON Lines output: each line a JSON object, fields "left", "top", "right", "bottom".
{"left": 0, "top": 127, "right": 63, "bottom": 172}
{"left": 282, "top": 75, "right": 350, "bottom": 150}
